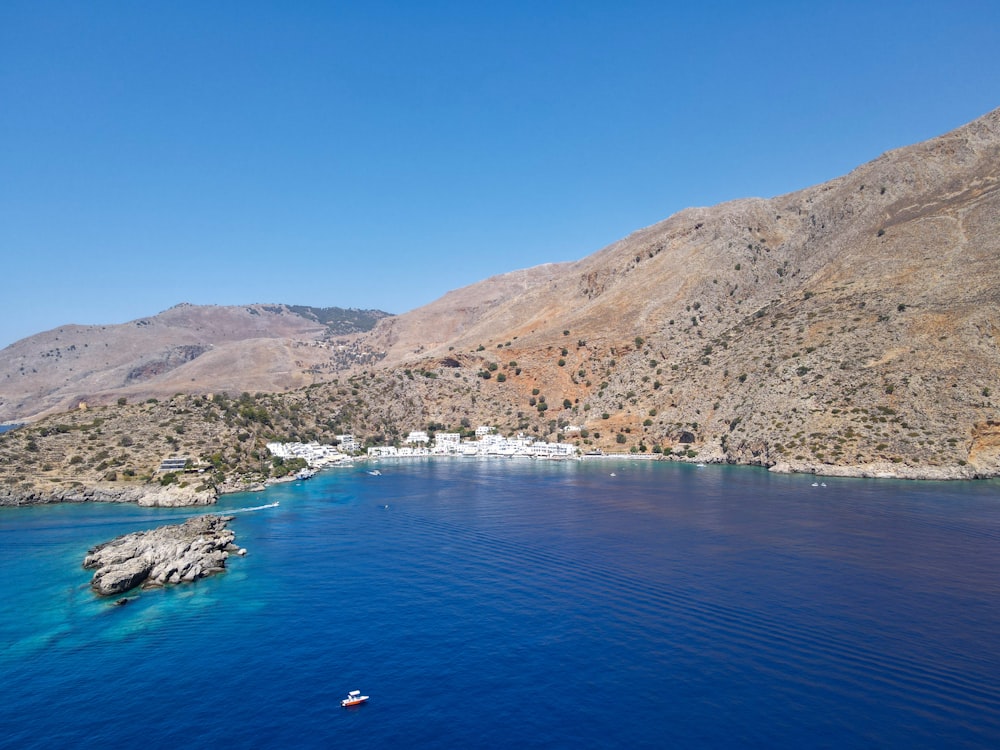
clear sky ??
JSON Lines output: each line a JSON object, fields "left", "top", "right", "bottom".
{"left": 2, "top": 1, "right": 998, "bottom": 349}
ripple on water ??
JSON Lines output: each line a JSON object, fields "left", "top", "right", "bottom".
{"left": 1, "top": 461, "right": 999, "bottom": 748}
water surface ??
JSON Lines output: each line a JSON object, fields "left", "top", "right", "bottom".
{"left": 1, "top": 459, "right": 998, "bottom": 748}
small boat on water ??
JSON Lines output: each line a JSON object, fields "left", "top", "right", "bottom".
{"left": 341, "top": 690, "right": 369, "bottom": 707}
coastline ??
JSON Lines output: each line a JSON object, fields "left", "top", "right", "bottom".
{"left": 1, "top": 452, "right": 993, "bottom": 509}
{"left": 0, "top": 481, "right": 219, "bottom": 508}
{"left": 363, "top": 450, "right": 993, "bottom": 481}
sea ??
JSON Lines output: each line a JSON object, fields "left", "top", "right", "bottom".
{"left": 2, "top": 458, "right": 999, "bottom": 749}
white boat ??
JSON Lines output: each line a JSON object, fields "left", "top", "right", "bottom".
{"left": 295, "top": 468, "right": 317, "bottom": 480}
{"left": 341, "top": 689, "right": 369, "bottom": 707}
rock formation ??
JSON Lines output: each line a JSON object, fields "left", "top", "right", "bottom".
{"left": 83, "top": 514, "right": 243, "bottom": 596}
{"left": 0, "top": 481, "right": 217, "bottom": 507}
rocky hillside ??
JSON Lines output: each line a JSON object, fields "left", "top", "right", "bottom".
{"left": 2, "top": 107, "right": 998, "bottom": 497}
{"left": 0, "top": 392, "right": 327, "bottom": 506}
{"left": 0, "top": 303, "right": 391, "bottom": 422}
{"left": 354, "top": 105, "right": 1000, "bottom": 477}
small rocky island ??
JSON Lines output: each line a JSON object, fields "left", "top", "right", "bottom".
{"left": 83, "top": 514, "right": 245, "bottom": 596}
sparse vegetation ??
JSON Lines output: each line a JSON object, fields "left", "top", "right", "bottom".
{"left": 2, "top": 115, "right": 997, "bottom": 490}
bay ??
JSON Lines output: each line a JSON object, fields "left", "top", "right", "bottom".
{"left": 1, "top": 458, "right": 999, "bottom": 748}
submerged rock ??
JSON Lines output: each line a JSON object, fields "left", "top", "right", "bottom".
{"left": 83, "top": 514, "right": 237, "bottom": 596}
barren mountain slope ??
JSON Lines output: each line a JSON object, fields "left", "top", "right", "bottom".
{"left": 0, "top": 303, "right": 390, "bottom": 422}
{"left": 368, "top": 264, "right": 569, "bottom": 362}
{"left": 352, "top": 107, "right": 1000, "bottom": 476}
{"left": 3, "top": 108, "right": 999, "bottom": 488}
{"left": 370, "top": 109, "right": 998, "bottom": 363}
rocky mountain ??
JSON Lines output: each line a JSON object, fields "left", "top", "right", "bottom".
{"left": 353, "top": 105, "right": 1000, "bottom": 476}
{"left": 2, "top": 107, "right": 999, "bottom": 495}
{"left": 0, "top": 303, "right": 391, "bottom": 422}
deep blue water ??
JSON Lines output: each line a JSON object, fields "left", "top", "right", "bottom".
{"left": 2, "top": 459, "right": 999, "bottom": 748}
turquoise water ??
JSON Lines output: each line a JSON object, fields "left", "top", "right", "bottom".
{"left": 2, "top": 459, "right": 999, "bottom": 748}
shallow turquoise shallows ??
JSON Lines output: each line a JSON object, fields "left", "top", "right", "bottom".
{"left": 2, "top": 458, "right": 999, "bottom": 748}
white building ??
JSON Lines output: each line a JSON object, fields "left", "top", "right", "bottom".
{"left": 433, "top": 433, "right": 462, "bottom": 453}
{"left": 364, "top": 424, "right": 579, "bottom": 460}
{"left": 266, "top": 441, "right": 351, "bottom": 467}
{"left": 530, "top": 441, "right": 577, "bottom": 458}
{"left": 337, "top": 434, "right": 357, "bottom": 453}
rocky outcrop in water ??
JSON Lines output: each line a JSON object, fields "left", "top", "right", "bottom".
{"left": 83, "top": 514, "right": 244, "bottom": 596}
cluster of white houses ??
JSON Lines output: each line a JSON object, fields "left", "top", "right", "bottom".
{"left": 265, "top": 439, "right": 355, "bottom": 468}
{"left": 266, "top": 427, "right": 578, "bottom": 467}
{"left": 369, "top": 426, "right": 577, "bottom": 459}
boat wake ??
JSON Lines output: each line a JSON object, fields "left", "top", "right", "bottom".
{"left": 224, "top": 501, "right": 280, "bottom": 514}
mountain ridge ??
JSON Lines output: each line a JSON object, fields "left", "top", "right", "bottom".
{"left": 344, "top": 105, "right": 1000, "bottom": 475}
{"left": 2, "top": 107, "right": 999, "bottom": 491}
{"left": 0, "top": 303, "right": 391, "bottom": 422}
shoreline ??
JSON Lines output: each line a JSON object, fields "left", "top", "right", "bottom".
{"left": 361, "top": 450, "right": 994, "bottom": 481}
{"left": 1, "top": 453, "right": 994, "bottom": 509}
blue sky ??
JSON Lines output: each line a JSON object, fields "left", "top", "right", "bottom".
{"left": 2, "top": 1, "right": 998, "bottom": 349}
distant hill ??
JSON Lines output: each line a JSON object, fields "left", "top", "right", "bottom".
{"left": 2, "top": 107, "right": 999, "bottom": 482}
{"left": 0, "top": 303, "right": 391, "bottom": 422}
